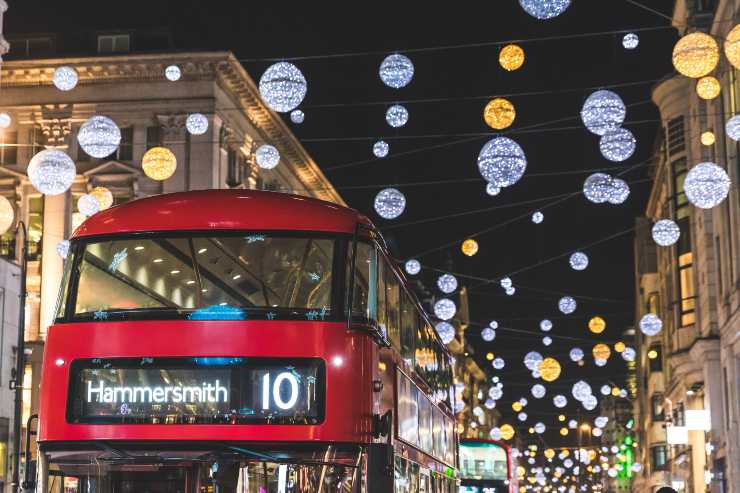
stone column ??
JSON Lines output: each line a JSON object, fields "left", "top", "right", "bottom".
{"left": 38, "top": 192, "right": 69, "bottom": 338}
{"left": 157, "top": 114, "right": 187, "bottom": 193}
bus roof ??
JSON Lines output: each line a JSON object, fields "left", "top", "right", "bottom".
{"left": 72, "top": 189, "right": 374, "bottom": 239}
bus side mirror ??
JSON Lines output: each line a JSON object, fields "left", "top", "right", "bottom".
{"left": 372, "top": 410, "right": 392, "bottom": 438}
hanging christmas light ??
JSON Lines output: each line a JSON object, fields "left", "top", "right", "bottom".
{"left": 493, "top": 357, "right": 505, "bottom": 369}
{"left": 437, "top": 274, "right": 458, "bottom": 294}
{"left": 540, "top": 319, "right": 552, "bottom": 332}
{"left": 569, "top": 347, "right": 584, "bottom": 362}
{"left": 481, "top": 327, "right": 496, "bottom": 342}
{"left": 489, "top": 427, "right": 503, "bottom": 441}
{"left": 56, "top": 239, "right": 70, "bottom": 259}
{"left": 142, "top": 147, "right": 177, "bottom": 181}
{"left": 622, "top": 33, "right": 639, "bottom": 50}
{"left": 592, "top": 343, "right": 611, "bottom": 361}
{"left": 581, "top": 90, "right": 626, "bottom": 136}
{"left": 27, "top": 149, "right": 76, "bottom": 195}
{"left": 385, "top": 104, "right": 409, "bottom": 128}
{"left": 599, "top": 128, "right": 636, "bottom": 162}
{"left": 542, "top": 336, "right": 552, "bottom": 346}
{"left": 701, "top": 131, "right": 715, "bottom": 146}
{"left": 639, "top": 313, "right": 663, "bottom": 336}
{"left": 373, "top": 140, "right": 389, "bottom": 158}
{"left": 77, "top": 194, "right": 100, "bottom": 217}
{"left": 500, "top": 424, "right": 515, "bottom": 440}
{"left": 571, "top": 380, "right": 593, "bottom": 402}
{"left": 683, "top": 162, "right": 731, "bottom": 209}
{"left": 531, "top": 384, "right": 546, "bottom": 399}
{"left": 696, "top": 76, "right": 721, "bottom": 100}
{"left": 77, "top": 115, "right": 121, "bottom": 158}
{"left": 614, "top": 341, "right": 626, "bottom": 353}
{"left": 532, "top": 211, "right": 544, "bottom": 224}
{"left": 540, "top": 357, "right": 562, "bottom": 382}
{"left": 518, "top": 0, "right": 571, "bottom": 19}
{"left": 379, "top": 54, "right": 414, "bottom": 89}
{"left": 0, "top": 196, "right": 14, "bottom": 234}
{"left": 255, "top": 144, "right": 280, "bottom": 169}
{"left": 89, "top": 186, "right": 113, "bottom": 210}
{"left": 608, "top": 177, "right": 631, "bottom": 204}
{"left": 290, "top": 109, "right": 305, "bottom": 124}
{"left": 486, "top": 183, "right": 501, "bottom": 196}
{"left": 553, "top": 394, "right": 568, "bottom": 408}
{"left": 524, "top": 351, "right": 544, "bottom": 371}
{"left": 588, "top": 316, "right": 606, "bottom": 334}
{"left": 569, "top": 252, "right": 589, "bottom": 271}
{"left": 405, "top": 259, "right": 421, "bottom": 275}
{"left": 374, "top": 188, "right": 406, "bottom": 219}
{"left": 477, "top": 136, "right": 527, "bottom": 187}
{"left": 489, "top": 320, "right": 499, "bottom": 329}
{"left": 434, "top": 298, "right": 456, "bottom": 321}
{"left": 483, "top": 98, "right": 516, "bottom": 130}
{"left": 621, "top": 347, "right": 636, "bottom": 362}
{"left": 534, "top": 422, "right": 546, "bottom": 434}
{"left": 583, "top": 173, "right": 613, "bottom": 204}
{"left": 185, "top": 113, "right": 209, "bottom": 135}
{"left": 53, "top": 66, "right": 79, "bottom": 91}
{"left": 651, "top": 219, "right": 680, "bottom": 246}
{"left": 165, "top": 65, "right": 181, "bottom": 81}
{"left": 499, "top": 44, "right": 525, "bottom": 71}
{"left": 558, "top": 296, "right": 577, "bottom": 314}
{"left": 0, "top": 113, "right": 11, "bottom": 129}
{"left": 726, "top": 115, "right": 740, "bottom": 141}
{"left": 672, "top": 32, "right": 719, "bottom": 78}
{"left": 461, "top": 238, "right": 479, "bottom": 256}
{"left": 258, "top": 62, "right": 307, "bottom": 113}
{"left": 435, "top": 321, "right": 455, "bottom": 345}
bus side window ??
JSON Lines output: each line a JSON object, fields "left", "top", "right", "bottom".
{"left": 376, "top": 255, "right": 387, "bottom": 338}
{"left": 414, "top": 317, "right": 430, "bottom": 380}
{"left": 400, "top": 293, "right": 416, "bottom": 366}
{"left": 349, "top": 242, "right": 376, "bottom": 322}
{"left": 384, "top": 260, "right": 401, "bottom": 348}
{"left": 394, "top": 456, "right": 410, "bottom": 493}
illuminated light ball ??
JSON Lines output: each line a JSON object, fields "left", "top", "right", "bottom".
{"left": 583, "top": 173, "right": 613, "bottom": 204}
{"left": 568, "top": 420, "right": 578, "bottom": 430}
{"left": 672, "top": 32, "right": 719, "bottom": 78}
{"left": 553, "top": 394, "right": 567, "bottom": 408}
{"left": 164, "top": 65, "right": 181, "bottom": 81}
{"left": 622, "top": 32, "right": 639, "bottom": 50}
{"left": 483, "top": 98, "right": 516, "bottom": 130}
{"left": 592, "top": 428, "right": 603, "bottom": 437}
{"left": 512, "top": 401, "right": 523, "bottom": 412}
{"left": 258, "top": 62, "right": 307, "bottom": 113}
{"left": 592, "top": 343, "right": 611, "bottom": 361}
{"left": 583, "top": 395, "right": 598, "bottom": 411}
{"left": 493, "top": 357, "right": 505, "bottom": 370}
{"left": 621, "top": 347, "right": 636, "bottom": 362}
{"left": 524, "top": 351, "right": 544, "bottom": 370}
{"left": 580, "top": 90, "right": 626, "bottom": 136}
{"left": 725, "top": 24, "right": 740, "bottom": 69}
{"left": 484, "top": 398, "right": 496, "bottom": 409}
{"left": 373, "top": 188, "right": 406, "bottom": 219}
{"left": 486, "top": 183, "right": 501, "bottom": 196}
{"left": 607, "top": 468, "right": 618, "bottom": 478}
{"left": 599, "top": 128, "right": 636, "bottom": 162}
{"left": 433, "top": 298, "right": 456, "bottom": 321}
{"left": 652, "top": 219, "right": 680, "bottom": 246}
{"left": 594, "top": 358, "right": 607, "bottom": 367}
{"left": 142, "top": 147, "right": 177, "bottom": 181}
{"left": 53, "top": 66, "right": 79, "bottom": 91}
{"left": 500, "top": 277, "right": 513, "bottom": 289}
{"left": 540, "top": 319, "right": 552, "bottom": 332}
{"left": 77, "top": 115, "right": 121, "bottom": 158}
{"left": 519, "top": 0, "right": 571, "bottom": 19}
{"left": 569, "top": 347, "right": 584, "bottom": 362}
{"left": 517, "top": 412, "right": 527, "bottom": 422}
{"left": 89, "top": 186, "right": 113, "bottom": 211}
{"left": 434, "top": 322, "right": 455, "bottom": 345}
{"left": 532, "top": 211, "right": 544, "bottom": 224}
{"left": 500, "top": 424, "right": 516, "bottom": 440}
{"left": 379, "top": 53, "right": 414, "bottom": 89}
{"left": 696, "top": 76, "right": 721, "bottom": 100}
{"left": 489, "top": 386, "right": 503, "bottom": 401}
{"left": 614, "top": 341, "right": 626, "bottom": 353}
{"left": 534, "top": 422, "right": 546, "bottom": 434}
{"left": 477, "top": 136, "right": 527, "bottom": 187}
{"left": 490, "top": 427, "right": 503, "bottom": 441}
{"left": 0, "top": 112, "right": 11, "bottom": 129}
{"left": 684, "top": 162, "right": 731, "bottom": 209}
{"left": 486, "top": 352, "right": 494, "bottom": 361}
{"left": 27, "top": 149, "right": 76, "bottom": 195}
{"left": 600, "top": 385, "right": 611, "bottom": 396}
{"left": 499, "top": 44, "right": 525, "bottom": 71}
{"left": 185, "top": 113, "right": 209, "bottom": 135}
{"left": 56, "top": 239, "right": 70, "bottom": 259}
{"left": 540, "top": 357, "right": 562, "bottom": 382}
{"left": 373, "top": 140, "right": 389, "bottom": 158}
{"left": 569, "top": 252, "right": 589, "bottom": 271}
{"left": 726, "top": 115, "right": 740, "bottom": 141}
{"left": 437, "top": 274, "right": 458, "bottom": 294}
{"left": 594, "top": 416, "right": 608, "bottom": 428}
{"left": 542, "top": 336, "right": 552, "bottom": 346}
{"left": 255, "top": 144, "right": 280, "bottom": 169}
{"left": 572, "top": 380, "right": 592, "bottom": 402}
{"left": 461, "top": 238, "right": 479, "bottom": 256}
{"left": 632, "top": 463, "right": 643, "bottom": 473}
{"left": 545, "top": 449, "right": 556, "bottom": 460}
{"left": 701, "top": 131, "right": 715, "bottom": 146}
{"left": 620, "top": 389, "right": 628, "bottom": 398}
{"left": 454, "top": 401, "right": 465, "bottom": 414}
{"left": 505, "top": 286, "right": 516, "bottom": 296}
{"left": 405, "top": 259, "right": 421, "bottom": 275}
{"left": 560, "top": 427, "right": 569, "bottom": 436}
{"left": 385, "top": 104, "right": 409, "bottom": 128}
{"left": 531, "top": 384, "right": 546, "bottom": 399}
{"left": 648, "top": 349, "right": 659, "bottom": 359}
{"left": 608, "top": 178, "right": 631, "bottom": 205}
{"left": 518, "top": 397, "right": 528, "bottom": 407}
{"left": 481, "top": 327, "right": 496, "bottom": 342}
{"left": 611, "top": 386, "right": 621, "bottom": 397}
{"left": 290, "top": 109, "right": 305, "bottom": 124}
{"left": 588, "top": 316, "right": 606, "bottom": 334}
{"left": 489, "top": 320, "right": 499, "bottom": 329}
{"left": 77, "top": 194, "right": 99, "bottom": 217}
{"left": 0, "top": 196, "right": 13, "bottom": 234}
{"left": 639, "top": 313, "right": 663, "bottom": 336}
{"left": 558, "top": 296, "right": 577, "bottom": 314}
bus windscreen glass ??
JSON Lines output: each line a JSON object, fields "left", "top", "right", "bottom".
{"left": 459, "top": 442, "right": 508, "bottom": 481}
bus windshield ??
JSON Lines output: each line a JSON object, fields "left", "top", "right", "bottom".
{"left": 459, "top": 441, "right": 509, "bottom": 482}
{"left": 62, "top": 233, "right": 336, "bottom": 321}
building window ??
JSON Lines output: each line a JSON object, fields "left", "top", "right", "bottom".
{"left": 0, "top": 130, "right": 18, "bottom": 165}
{"left": 648, "top": 344, "right": 663, "bottom": 372}
{"left": 146, "top": 126, "right": 161, "bottom": 150}
{"left": 666, "top": 117, "right": 685, "bottom": 156}
{"left": 97, "top": 34, "right": 130, "bottom": 53}
{"left": 31, "top": 126, "right": 44, "bottom": 157}
{"left": 102, "top": 127, "right": 133, "bottom": 161}
{"left": 27, "top": 196, "right": 43, "bottom": 260}
{"left": 678, "top": 252, "right": 695, "bottom": 327}
{"left": 651, "top": 394, "right": 665, "bottom": 421}
{"left": 7, "top": 36, "right": 54, "bottom": 58}
{"left": 673, "top": 402, "right": 685, "bottom": 426}
{"left": 651, "top": 445, "right": 668, "bottom": 470}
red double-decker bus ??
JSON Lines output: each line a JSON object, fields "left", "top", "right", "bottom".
{"left": 459, "top": 440, "right": 515, "bottom": 493}
{"left": 37, "top": 190, "right": 458, "bottom": 492}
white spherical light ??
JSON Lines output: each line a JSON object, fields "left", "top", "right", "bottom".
{"left": 572, "top": 380, "right": 592, "bottom": 402}
{"left": 517, "top": 412, "right": 527, "bottom": 422}
{"left": 583, "top": 395, "right": 598, "bottom": 411}
{"left": 53, "top": 66, "right": 79, "bottom": 91}
{"left": 553, "top": 394, "right": 567, "bottom": 408}
{"left": 490, "top": 427, "right": 502, "bottom": 440}
{"left": 258, "top": 62, "right": 307, "bottom": 113}
{"left": 600, "top": 385, "right": 611, "bottom": 396}
{"left": 583, "top": 173, "right": 613, "bottom": 204}
{"left": 385, "top": 104, "right": 409, "bottom": 128}
{"left": 532, "top": 211, "right": 544, "bottom": 224}
{"left": 569, "top": 252, "right": 589, "bottom": 271}
{"left": 599, "top": 128, "right": 636, "bottom": 162}
{"left": 185, "top": 113, "right": 209, "bottom": 135}
{"left": 652, "top": 219, "right": 680, "bottom": 246}
{"left": 684, "top": 162, "right": 731, "bottom": 209}
{"left": 493, "top": 357, "right": 505, "bottom": 370}
{"left": 543, "top": 336, "right": 552, "bottom": 346}
{"left": 639, "top": 313, "right": 663, "bottom": 336}
{"left": 379, "top": 54, "right": 414, "bottom": 89}
{"left": 165, "top": 65, "right": 181, "bottom": 81}
{"left": 481, "top": 327, "right": 496, "bottom": 342}
{"left": 540, "top": 320, "right": 552, "bottom": 332}
{"left": 435, "top": 321, "right": 455, "bottom": 345}
{"left": 725, "top": 115, "right": 740, "bottom": 141}
{"left": 484, "top": 398, "right": 496, "bottom": 409}
{"left": 569, "top": 347, "right": 584, "bottom": 362}
{"left": 581, "top": 90, "right": 626, "bottom": 136}
{"left": 534, "top": 422, "right": 546, "bottom": 434}
{"left": 519, "top": 0, "right": 571, "bottom": 19}
{"left": 374, "top": 188, "right": 406, "bottom": 219}
{"left": 77, "top": 194, "right": 100, "bottom": 217}
{"left": 558, "top": 296, "right": 577, "bottom": 314}
{"left": 27, "top": 149, "right": 76, "bottom": 195}
{"left": 607, "top": 178, "right": 630, "bottom": 204}
{"left": 0, "top": 112, "right": 11, "bottom": 129}
{"left": 532, "top": 384, "right": 546, "bottom": 399}
{"left": 623, "top": 33, "right": 639, "bottom": 49}
{"left": 290, "top": 109, "right": 305, "bottom": 124}
{"left": 434, "top": 298, "right": 456, "bottom": 321}
{"left": 373, "top": 140, "right": 389, "bottom": 158}
{"left": 524, "top": 351, "right": 543, "bottom": 370}
{"left": 622, "top": 347, "right": 636, "bottom": 362}
{"left": 255, "top": 144, "right": 280, "bottom": 169}
{"left": 486, "top": 183, "right": 501, "bottom": 196}
{"left": 437, "top": 274, "right": 458, "bottom": 293}
{"left": 500, "top": 277, "right": 513, "bottom": 289}
{"left": 78, "top": 116, "right": 121, "bottom": 159}
{"left": 594, "top": 358, "right": 608, "bottom": 367}
{"left": 477, "top": 136, "right": 527, "bottom": 188}
{"left": 405, "top": 259, "right": 421, "bottom": 275}
{"left": 505, "top": 286, "right": 516, "bottom": 296}
{"left": 489, "top": 386, "right": 503, "bottom": 400}
{"left": 489, "top": 320, "right": 499, "bottom": 329}
{"left": 56, "top": 239, "right": 70, "bottom": 259}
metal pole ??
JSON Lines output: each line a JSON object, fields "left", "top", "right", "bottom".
{"left": 11, "top": 221, "right": 28, "bottom": 493}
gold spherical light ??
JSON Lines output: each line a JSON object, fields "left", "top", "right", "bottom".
{"left": 544, "top": 448, "right": 556, "bottom": 459}
{"left": 539, "top": 357, "right": 562, "bottom": 382}
{"left": 560, "top": 427, "right": 569, "bottom": 436}
{"left": 512, "top": 401, "right": 523, "bottom": 412}
{"left": 592, "top": 343, "right": 611, "bottom": 361}
{"left": 500, "top": 423, "right": 515, "bottom": 440}
{"left": 614, "top": 341, "right": 626, "bottom": 353}
{"left": 461, "top": 238, "right": 479, "bottom": 256}
{"left": 486, "top": 352, "right": 494, "bottom": 361}
{"left": 648, "top": 349, "right": 658, "bottom": 359}
{"left": 588, "top": 316, "right": 606, "bottom": 334}
{"left": 696, "top": 76, "right": 721, "bottom": 99}
{"left": 558, "top": 414, "right": 566, "bottom": 422}
{"left": 89, "top": 186, "right": 113, "bottom": 210}
{"left": 611, "top": 386, "right": 620, "bottom": 397}
{"left": 672, "top": 32, "right": 719, "bottom": 78}
{"left": 725, "top": 24, "right": 740, "bottom": 69}
{"left": 499, "top": 44, "right": 525, "bottom": 71}
{"left": 701, "top": 131, "right": 715, "bottom": 146}
{"left": 142, "top": 146, "right": 177, "bottom": 181}
{"left": 483, "top": 98, "right": 516, "bottom": 130}
{"left": 0, "top": 196, "right": 14, "bottom": 234}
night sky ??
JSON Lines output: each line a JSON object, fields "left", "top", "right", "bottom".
{"left": 8, "top": 0, "right": 678, "bottom": 448}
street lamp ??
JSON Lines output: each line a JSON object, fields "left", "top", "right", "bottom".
{"left": 10, "top": 220, "right": 28, "bottom": 493}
